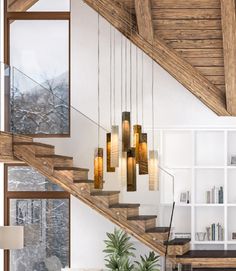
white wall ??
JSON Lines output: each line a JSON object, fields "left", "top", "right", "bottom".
{"left": 2, "top": 0, "right": 236, "bottom": 269}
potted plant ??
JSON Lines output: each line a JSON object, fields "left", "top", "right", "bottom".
{"left": 103, "top": 228, "right": 160, "bottom": 271}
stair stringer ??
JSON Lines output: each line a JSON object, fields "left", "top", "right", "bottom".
{"left": 13, "top": 143, "right": 170, "bottom": 258}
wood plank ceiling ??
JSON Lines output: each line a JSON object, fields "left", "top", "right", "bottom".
{"left": 122, "top": 0, "right": 226, "bottom": 94}
{"left": 10, "top": 0, "right": 235, "bottom": 116}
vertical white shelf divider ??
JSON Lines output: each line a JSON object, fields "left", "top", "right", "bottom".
{"left": 224, "top": 130, "right": 228, "bottom": 250}
{"left": 223, "top": 129, "right": 227, "bottom": 250}
{"left": 191, "top": 130, "right": 196, "bottom": 250}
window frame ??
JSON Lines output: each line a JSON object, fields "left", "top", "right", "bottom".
{"left": 4, "top": 1, "right": 71, "bottom": 137}
{"left": 4, "top": 163, "right": 71, "bottom": 271}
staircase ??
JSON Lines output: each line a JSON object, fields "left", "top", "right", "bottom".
{"left": 1, "top": 131, "right": 236, "bottom": 269}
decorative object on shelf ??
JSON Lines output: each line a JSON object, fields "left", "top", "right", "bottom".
{"left": 110, "top": 29, "right": 119, "bottom": 168}
{"left": 206, "top": 223, "right": 224, "bottom": 241}
{"left": 94, "top": 12, "right": 104, "bottom": 189}
{"left": 127, "top": 148, "right": 136, "bottom": 191}
{"left": 0, "top": 226, "right": 24, "bottom": 249}
{"left": 206, "top": 186, "right": 223, "bottom": 204}
{"left": 180, "top": 191, "right": 191, "bottom": 204}
{"left": 106, "top": 133, "right": 115, "bottom": 172}
{"left": 231, "top": 155, "right": 236, "bottom": 165}
{"left": 149, "top": 52, "right": 159, "bottom": 191}
{"left": 195, "top": 232, "right": 206, "bottom": 242}
{"left": 232, "top": 232, "right": 236, "bottom": 240}
{"left": 139, "top": 52, "right": 148, "bottom": 175}
{"left": 94, "top": 148, "right": 104, "bottom": 189}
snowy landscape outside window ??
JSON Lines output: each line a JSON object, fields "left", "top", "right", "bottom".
{"left": 5, "top": 165, "right": 70, "bottom": 271}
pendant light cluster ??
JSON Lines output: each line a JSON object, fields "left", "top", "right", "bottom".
{"left": 94, "top": 11, "right": 103, "bottom": 189}
{"left": 94, "top": 9, "right": 159, "bottom": 191}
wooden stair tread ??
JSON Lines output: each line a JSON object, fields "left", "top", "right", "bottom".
{"left": 14, "top": 142, "right": 54, "bottom": 148}
{"left": 91, "top": 190, "right": 120, "bottom": 196}
{"left": 74, "top": 179, "right": 94, "bottom": 184}
{"left": 109, "top": 203, "right": 140, "bottom": 208}
{"left": 164, "top": 238, "right": 191, "bottom": 245}
{"left": 177, "top": 250, "right": 236, "bottom": 258}
{"left": 146, "top": 227, "right": 170, "bottom": 233}
{"left": 128, "top": 215, "right": 157, "bottom": 221}
{"left": 54, "top": 166, "right": 89, "bottom": 172}
{"left": 36, "top": 154, "right": 73, "bottom": 160}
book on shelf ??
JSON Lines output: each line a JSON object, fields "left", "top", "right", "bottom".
{"left": 206, "top": 223, "right": 224, "bottom": 241}
{"left": 206, "top": 186, "right": 223, "bottom": 204}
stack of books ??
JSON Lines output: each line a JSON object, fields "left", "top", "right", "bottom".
{"left": 206, "top": 186, "right": 224, "bottom": 204}
{"left": 206, "top": 223, "right": 224, "bottom": 241}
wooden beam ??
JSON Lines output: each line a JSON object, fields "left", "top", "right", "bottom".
{"left": 221, "top": 0, "right": 236, "bottom": 115}
{"left": 134, "top": 0, "right": 154, "bottom": 42}
{"left": 8, "top": 0, "right": 39, "bottom": 12}
{"left": 83, "top": 0, "right": 229, "bottom": 116}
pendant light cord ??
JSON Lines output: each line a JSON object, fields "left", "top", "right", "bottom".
{"left": 151, "top": 52, "right": 154, "bottom": 150}
{"left": 142, "top": 52, "right": 144, "bottom": 128}
{"left": 113, "top": 29, "right": 116, "bottom": 125}
{"left": 130, "top": 7, "right": 132, "bottom": 123}
{"left": 136, "top": 47, "right": 138, "bottom": 124}
{"left": 110, "top": 25, "right": 112, "bottom": 128}
{"left": 125, "top": 38, "right": 127, "bottom": 111}
{"left": 121, "top": 34, "right": 123, "bottom": 115}
{"left": 98, "top": 10, "right": 101, "bottom": 147}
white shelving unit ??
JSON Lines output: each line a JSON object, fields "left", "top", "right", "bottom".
{"left": 158, "top": 128, "right": 236, "bottom": 250}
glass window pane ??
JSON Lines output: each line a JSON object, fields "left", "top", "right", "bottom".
{"left": 8, "top": 0, "right": 70, "bottom": 12}
{"left": 9, "top": 199, "right": 70, "bottom": 270}
{"left": 8, "top": 166, "right": 63, "bottom": 191}
{"left": 10, "top": 20, "right": 69, "bottom": 135}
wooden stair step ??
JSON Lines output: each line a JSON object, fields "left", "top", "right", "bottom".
{"left": 165, "top": 238, "right": 191, "bottom": 256}
{"left": 146, "top": 227, "right": 170, "bottom": 233}
{"left": 36, "top": 154, "right": 73, "bottom": 168}
{"left": 176, "top": 250, "right": 236, "bottom": 268}
{"left": 54, "top": 166, "right": 89, "bottom": 172}
{"left": 127, "top": 215, "right": 157, "bottom": 231}
{"left": 109, "top": 204, "right": 140, "bottom": 218}
{"left": 128, "top": 215, "right": 157, "bottom": 221}
{"left": 91, "top": 190, "right": 120, "bottom": 196}
{"left": 14, "top": 142, "right": 54, "bottom": 148}
{"left": 90, "top": 190, "right": 120, "bottom": 206}
{"left": 74, "top": 179, "right": 94, "bottom": 184}
{"left": 54, "top": 166, "right": 89, "bottom": 181}
{"left": 164, "top": 238, "right": 191, "bottom": 246}
{"left": 109, "top": 203, "right": 140, "bottom": 208}
{"left": 14, "top": 142, "right": 55, "bottom": 155}
{"left": 145, "top": 227, "right": 170, "bottom": 242}
{"left": 36, "top": 154, "right": 73, "bottom": 160}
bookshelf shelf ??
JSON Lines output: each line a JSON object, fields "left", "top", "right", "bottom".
{"left": 195, "top": 204, "right": 224, "bottom": 207}
{"left": 160, "top": 128, "right": 236, "bottom": 250}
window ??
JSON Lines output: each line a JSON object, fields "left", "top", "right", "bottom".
{"left": 7, "top": 0, "right": 70, "bottom": 12}
{"left": 4, "top": 164, "right": 70, "bottom": 271}
{"left": 4, "top": 1, "right": 70, "bottom": 136}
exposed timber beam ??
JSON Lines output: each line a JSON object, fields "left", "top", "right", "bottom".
{"left": 83, "top": 0, "right": 229, "bottom": 116}
{"left": 221, "top": 0, "right": 236, "bottom": 115}
{"left": 134, "top": 0, "right": 154, "bottom": 42}
{"left": 8, "top": 0, "right": 39, "bottom": 12}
